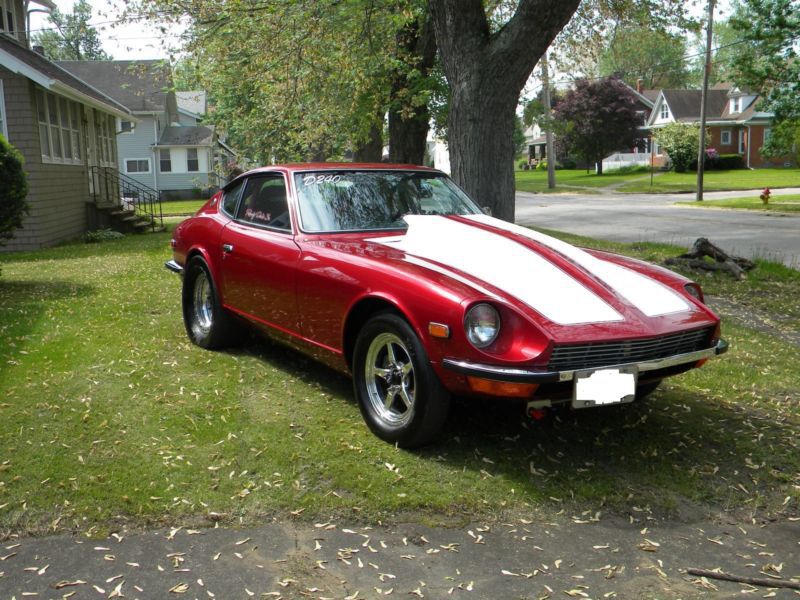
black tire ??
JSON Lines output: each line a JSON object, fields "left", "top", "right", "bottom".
{"left": 182, "top": 256, "right": 245, "bottom": 349}
{"left": 352, "top": 313, "right": 450, "bottom": 448}
{"left": 636, "top": 379, "right": 662, "bottom": 400}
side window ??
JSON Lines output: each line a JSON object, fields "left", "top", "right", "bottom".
{"left": 221, "top": 180, "right": 244, "bottom": 217}
{"left": 236, "top": 176, "right": 291, "bottom": 231}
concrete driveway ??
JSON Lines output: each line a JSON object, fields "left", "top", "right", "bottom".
{"left": 515, "top": 188, "right": 800, "bottom": 268}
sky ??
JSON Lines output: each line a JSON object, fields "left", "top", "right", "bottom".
{"left": 27, "top": 0, "right": 187, "bottom": 60}
{"left": 27, "top": 1, "right": 735, "bottom": 63}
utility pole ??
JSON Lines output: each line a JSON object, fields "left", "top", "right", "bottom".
{"left": 541, "top": 52, "right": 556, "bottom": 190}
{"left": 696, "top": 0, "right": 715, "bottom": 201}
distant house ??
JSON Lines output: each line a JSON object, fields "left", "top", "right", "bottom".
{"left": 646, "top": 86, "right": 793, "bottom": 168}
{"left": 0, "top": 0, "right": 136, "bottom": 251}
{"left": 58, "top": 60, "right": 236, "bottom": 199}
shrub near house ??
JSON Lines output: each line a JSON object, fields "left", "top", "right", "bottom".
{"left": 0, "top": 135, "right": 29, "bottom": 254}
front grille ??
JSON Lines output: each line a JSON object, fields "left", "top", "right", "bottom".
{"left": 547, "top": 327, "right": 713, "bottom": 372}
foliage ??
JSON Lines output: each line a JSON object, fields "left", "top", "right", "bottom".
{"left": 0, "top": 135, "right": 29, "bottom": 251}
{"left": 598, "top": 25, "right": 693, "bottom": 89}
{"left": 731, "top": 0, "right": 799, "bottom": 123}
{"left": 31, "top": 0, "right": 110, "bottom": 61}
{"left": 653, "top": 122, "right": 703, "bottom": 172}
{"left": 552, "top": 76, "right": 641, "bottom": 175}
{"left": 715, "top": 153, "right": 745, "bottom": 170}
{"left": 760, "top": 119, "right": 800, "bottom": 162}
{"left": 513, "top": 116, "right": 527, "bottom": 155}
{"left": 690, "top": 18, "right": 745, "bottom": 87}
{"left": 84, "top": 229, "right": 124, "bottom": 243}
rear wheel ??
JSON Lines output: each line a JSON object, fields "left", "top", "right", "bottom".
{"left": 182, "top": 256, "right": 244, "bottom": 349}
{"left": 353, "top": 313, "right": 450, "bottom": 448}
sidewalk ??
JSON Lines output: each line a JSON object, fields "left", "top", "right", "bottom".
{"left": 2, "top": 513, "right": 798, "bottom": 598}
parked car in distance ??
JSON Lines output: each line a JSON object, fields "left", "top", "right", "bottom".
{"left": 166, "top": 164, "right": 728, "bottom": 447}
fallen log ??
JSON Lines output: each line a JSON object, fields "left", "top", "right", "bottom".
{"left": 665, "top": 238, "right": 755, "bottom": 280}
{"left": 686, "top": 567, "right": 800, "bottom": 591}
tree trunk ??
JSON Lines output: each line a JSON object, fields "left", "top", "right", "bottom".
{"left": 429, "top": 0, "right": 580, "bottom": 222}
{"left": 388, "top": 13, "right": 437, "bottom": 165}
{"left": 353, "top": 119, "right": 384, "bottom": 163}
{"left": 448, "top": 86, "right": 519, "bottom": 220}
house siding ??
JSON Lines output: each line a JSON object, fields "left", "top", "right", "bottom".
{"left": 156, "top": 146, "right": 212, "bottom": 192}
{"left": 118, "top": 113, "right": 158, "bottom": 190}
{"left": 0, "top": 70, "right": 89, "bottom": 251}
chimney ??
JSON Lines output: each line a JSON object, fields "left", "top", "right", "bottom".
{"left": 33, "top": 45, "right": 46, "bottom": 56}
{"left": 636, "top": 78, "right": 643, "bottom": 94}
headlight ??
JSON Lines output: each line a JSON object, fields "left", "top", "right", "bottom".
{"left": 465, "top": 303, "right": 501, "bottom": 348}
{"left": 684, "top": 283, "right": 704, "bottom": 302}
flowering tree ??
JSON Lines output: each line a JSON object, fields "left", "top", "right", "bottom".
{"left": 653, "top": 123, "right": 704, "bottom": 173}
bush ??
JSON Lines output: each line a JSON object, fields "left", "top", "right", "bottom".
{"left": 560, "top": 158, "right": 577, "bottom": 169}
{"left": 0, "top": 135, "right": 29, "bottom": 249}
{"left": 536, "top": 159, "right": 548, "bottom": 171}
{"left": 653, "top": 123, "right": 702, "bottom": 173}
{"left": 604, "top": 164, "right": 650, "bottom": 175}
{"left": 85, "top": 229, "right": 124, "bottom": 243}
{"left": 518, "top": 160, "right": 528, "bottom": 170}
{"left": 716, "top": 153, "right": 745, "bottom": 170}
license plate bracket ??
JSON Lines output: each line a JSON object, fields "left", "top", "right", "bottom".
{"left": 572, "top": 366, "right": 638, "bottom": 409}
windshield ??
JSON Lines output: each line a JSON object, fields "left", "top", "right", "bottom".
{"left": 294, "top": 170, "right": 482, "bottom": 233}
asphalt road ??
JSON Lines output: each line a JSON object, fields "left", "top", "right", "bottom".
{"left": 515, "top": 188, "right": 800, "bottom": 268}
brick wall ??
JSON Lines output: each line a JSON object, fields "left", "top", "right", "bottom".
{"left": 1, "top": 69, "right": 90, "bottom": 251}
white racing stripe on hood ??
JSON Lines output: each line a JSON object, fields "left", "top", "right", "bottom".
{"left": 465, "top": 214, "right": 690, "bottom": 317}
{"left": 371, "top": 215, "right": 623, "bottom": 325}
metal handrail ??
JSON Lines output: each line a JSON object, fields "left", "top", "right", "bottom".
{"left": 89, "top": 166, "right": 163, "bottom": 232}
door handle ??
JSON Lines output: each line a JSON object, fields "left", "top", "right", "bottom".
{"left": 222, "top": 243, "right": 234, "bottom": 254}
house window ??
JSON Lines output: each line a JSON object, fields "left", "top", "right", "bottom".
{"left": 738, "top": 129, "right": 745, "bottom": 154}
{"left": 0, "top": 79, "right": 7, "bottom": 139}
{"left": 94, "top": 112, "right": 115, "bottom": 165}
{"left": 660, "top": 103, "right": 669, "bottom": 119}
{"left": 0, "top": 0, "right": 17, "bottom": 38}
{"left": 763, "top": 128, "right": 772, "bottom": 145}
{"left": 125, "top": 159, "right": 150, "bottom": 173}
{"left": 721, "top": 129, "right": 731, "bottom": 145}
{"left": 120, "top": 120, "right": 134, "bottom": 134}
{"left": 35, "top": 88, "right": 83, "bottom": 163}
{"left": 159, "top": 149, "right": 172, "bottom": 172}
{"left": 187, "top": 148, "right": 199, "bottom": 172}
{"left": 731, "top": 97, "right": 740, "bottom": 113}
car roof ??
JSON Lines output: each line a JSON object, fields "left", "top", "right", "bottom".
{"left": 242, "top": 162, "right": 441, "bottom": 176}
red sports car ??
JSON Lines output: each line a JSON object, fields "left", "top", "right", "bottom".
{"left": 166, "top": 164, "right": 727, "bottom": 447}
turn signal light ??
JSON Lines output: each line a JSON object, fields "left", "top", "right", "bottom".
{"left": 428, "top": 322, "right": 450, "bottom": 339}
{"left": 467, "top": 376, "right": 538, "bottom": 398}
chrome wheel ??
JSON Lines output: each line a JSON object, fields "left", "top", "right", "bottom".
{"left": 364, "top": 332, "right": 416, "bottom": 428}
{"left": 192, "top": 270, "right": 214, "bottom": 335}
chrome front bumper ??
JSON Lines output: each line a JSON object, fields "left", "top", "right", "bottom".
{"left": 443, "top": 339, "right": 729, "bottom": 383}
{"left": 165, "top": 260, "right": 184, "bottom": 275}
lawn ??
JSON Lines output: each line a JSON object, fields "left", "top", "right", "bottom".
{"left": 618, "top": 167, "right": 800, "bottom": 193}
{"left": 676, "top": 193, "right": 800, "bottom": 213}
{"left": 515, "top": 168, "right": 800, "bottom": 194}
{"left": 160, "top": 199, "right": 207, "bottom": 217}
{"left": 0, "top": 230, "right": 798, "bottom": 537}
{"left": 515, "top": 168, "right": 648, "bottom": 193}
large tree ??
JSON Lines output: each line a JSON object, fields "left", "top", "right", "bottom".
{"left": 429, "top": 0, "right": 580, "bottom": 221}
{"left": 32, "top": 0, "right": 110, "bottom": 61}
{"left": 599, "top": 26, "right": 692, "bottom": 89}
{"left": 552, "top": 76, "right": 641, "bottom": 175}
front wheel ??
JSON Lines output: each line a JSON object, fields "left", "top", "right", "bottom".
{"left": 353, "top": 313, "right": 450, "bottom": 448}
{"left": 182, "top": 256, "right": 244, "bottom": 349}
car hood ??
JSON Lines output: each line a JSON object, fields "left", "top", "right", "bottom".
{"left": 365, "top": 214, "right": 698, "bottom": 327}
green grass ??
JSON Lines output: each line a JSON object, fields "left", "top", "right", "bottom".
{"left": 160, "top": 199, "right": 207, "bottom": 216}
{"left": 515, "top": 169, "right": 651, "bottom": 193}
{"left": 676, "top": 193, "right": 800, "bottom": 213}
{"left": 618, "top": 167, "right": 800, "bottom": 193}
{"left": 0, "top": 230, "right": 798, "bottom": 536}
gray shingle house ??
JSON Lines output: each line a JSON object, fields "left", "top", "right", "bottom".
{"left": 58, "top": 60, "right": 235, "bottom": 200}
{"left": 0, "top": 0, "right": 135, "bottom": 251}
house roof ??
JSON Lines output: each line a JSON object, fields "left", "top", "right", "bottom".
{"left": 57, "top": 60, "right": 172, "bottom": 112}
{"left": 156, "top": 125, "right": 215, "bottom": 147}
{"left": 0, "top": 37, "right": 131, "bottom": 119}
{"left": 176, "top": 91, "right": 206, "bottom": 117}
{"left": 661, "top": 89, "right": 730, "bottom": 122}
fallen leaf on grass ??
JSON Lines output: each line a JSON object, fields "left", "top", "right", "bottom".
{"left": 169, "top": 583, "right": 189, "bottom": 593}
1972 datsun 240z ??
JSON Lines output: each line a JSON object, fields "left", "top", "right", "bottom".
{"left": 166, "top": 164, "right": 728, "bottom": 447}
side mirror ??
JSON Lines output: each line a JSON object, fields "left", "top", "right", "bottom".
{"left": 482, "top": 206, "right": 492, "bottom": 216}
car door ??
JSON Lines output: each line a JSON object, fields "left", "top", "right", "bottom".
{"left": 220, "top": 174, "right": 302, "bottom": 334}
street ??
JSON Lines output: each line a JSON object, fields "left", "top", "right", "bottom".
{"left": 515, "top": 188, "right": 800, "bottom": 268}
